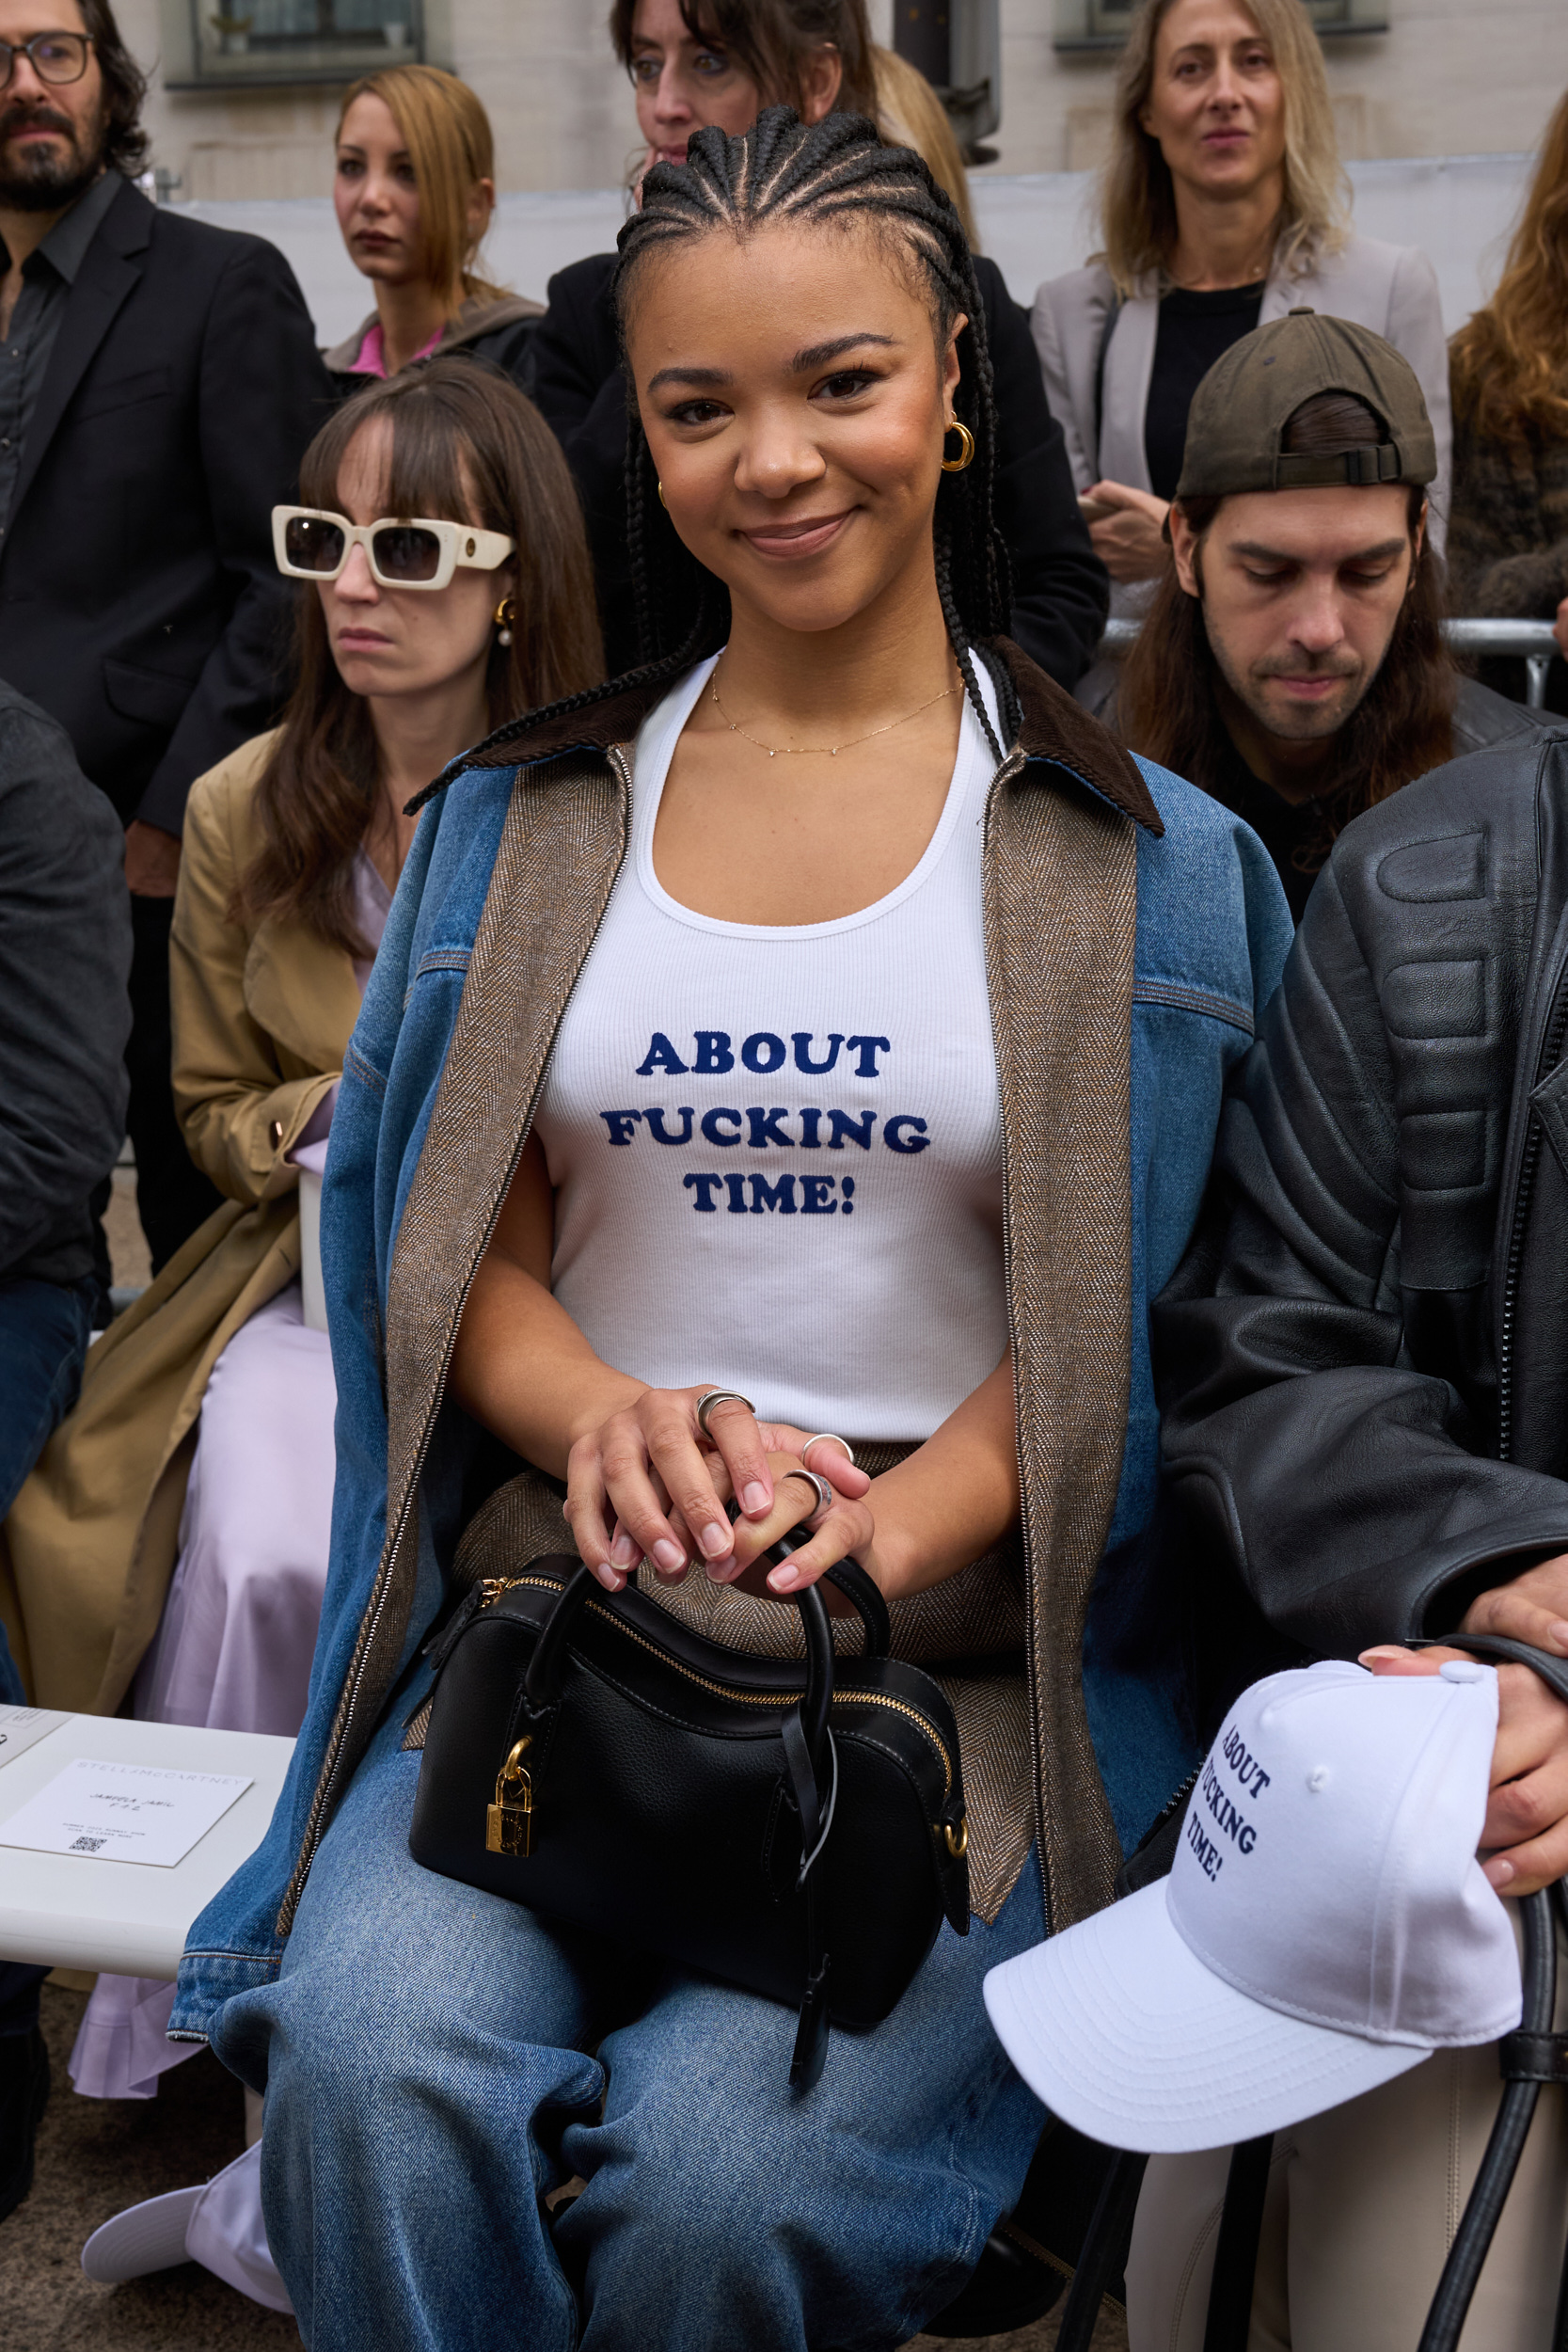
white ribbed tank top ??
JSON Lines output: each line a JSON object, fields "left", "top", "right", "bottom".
{"left": 531, "top": 654, "right": 1007, "bottom": 1441}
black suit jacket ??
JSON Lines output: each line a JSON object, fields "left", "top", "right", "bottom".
{"left": 0, "top": 178, "right": 333, "bottom": 833}
{"left": 530, "top": 249, "right": 1110, "bottom": 689}
{"left": 0, "top": 677, "right": 129, "bottom": 1287}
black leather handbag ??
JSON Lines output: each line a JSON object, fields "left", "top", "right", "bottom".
{"left": 408, "top": 1541, "right": 970, "bottom": 2090}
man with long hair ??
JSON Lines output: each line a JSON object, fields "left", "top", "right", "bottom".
{"left": 1109, "top": 312, "right": 1544, "bottom": 920}
{"left": 0, "top": 0, "right": 330, "bottom": 1271}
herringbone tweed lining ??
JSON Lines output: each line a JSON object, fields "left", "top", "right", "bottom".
{"left": 286, "top": 649, "right": 1144, "bottom": 1939}
{"left": 404, "top": 1451, "right": 1034, "bottom": 1923}
{"left": 983, "top": 754, "right": 1136, "bottom": 1931}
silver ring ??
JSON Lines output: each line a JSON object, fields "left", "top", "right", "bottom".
{"left": 696, "top": 1387, "right": 756, "bottom": 1439}
{"left": 781, "top": 1468, "right": 834, "bottom": 1519}
{"left": 802, "top": 1433, "right": 855, "bottom": 1471}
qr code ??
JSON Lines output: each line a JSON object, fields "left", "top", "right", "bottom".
{"left": 70, "top": 1835, "right": 107, "bottom": 1853}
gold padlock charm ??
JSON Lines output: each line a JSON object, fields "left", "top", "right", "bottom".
{"left": 485, "top": 1737, "right": 533, "bottom": 1857}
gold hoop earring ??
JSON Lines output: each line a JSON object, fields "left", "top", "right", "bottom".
{"left": 494, "top": 596, "right": 517, "bottom": 648}
{"left": 657, "top": 480, "right": 668, "bottom": 508}
{"left": 940, "top": 420, "right": 975, "bottom": 473}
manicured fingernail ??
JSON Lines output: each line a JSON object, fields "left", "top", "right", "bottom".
{"left": 1550, "top": 1622, "right": 1568, "bottom": 1652}
{"left": 698, "top": 1520, "right": 731, "bottom": 1560}
{"left": 768, "top": 1564, "right": 799, "bottom": 1591}
{"left": 609, "top": 1529, "right": 639, "bottom": 1565}
{"left": 1484, "top": 1856, "right": 1515, "bottom": 1889}
{"left": 1359, "top": 1647, "right": 1402, "bottom": 1663}
{"left": 652, "top": 1538, "right": 685, "bottom": 1575}
{"left": 742, "top": 1482, "right": 770, "bottom": 1516}
{"left": 594, "top": 1564, "right": 623, "bottom": 1591}
{"left": 705, "top": 1557, "right": 742, "bottom": 1583}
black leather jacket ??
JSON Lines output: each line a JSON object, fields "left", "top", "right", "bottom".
{"left": 1156, "top": 725, "right": 1568, "bottom": 1690}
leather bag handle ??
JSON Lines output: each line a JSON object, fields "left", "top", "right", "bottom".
{"left": 521, "top": 1543, "right": 881, "bottom": 1724}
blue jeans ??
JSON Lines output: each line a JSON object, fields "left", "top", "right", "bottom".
{"left": 0, "top": 1272, "right": 95, "bottom": 2033}
{"left": 212, "top": 1712, "right": 1048, "bottom": 2351}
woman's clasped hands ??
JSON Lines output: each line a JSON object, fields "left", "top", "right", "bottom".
{"left": 563, "top": 1385, "right": 875, "bottom": 1600}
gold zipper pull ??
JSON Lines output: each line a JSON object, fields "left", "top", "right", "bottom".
{"left": 485, "top": 1737, "right": 533, "bottom": 1855}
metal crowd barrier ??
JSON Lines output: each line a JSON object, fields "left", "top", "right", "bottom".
{"left": 1099, "top": 617, "right": 1562, "bottom": 709}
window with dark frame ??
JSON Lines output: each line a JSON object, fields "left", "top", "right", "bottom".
{"left": 170, "top": 0, "right": 425, "bottom": 89}
{"left": 1052, "top": 0, "right": 1388, "bottom": 48}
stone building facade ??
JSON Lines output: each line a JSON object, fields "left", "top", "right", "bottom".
{"left": 121, "top": 0, "right": 1564, "bottom": 205}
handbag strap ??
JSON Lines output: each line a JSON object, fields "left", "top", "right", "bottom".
{"left": 1406, "top": 1633, "right": 1568, "bottom": 2352}
{"left": 519, "top": 1556, "right": 847, "bottom": 2092}
{"left": 523, "top": 1553, "right": 882, "bottom": 1715}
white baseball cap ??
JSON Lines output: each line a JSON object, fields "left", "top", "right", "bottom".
{"left": 984, "top": 1659, "right": 1521, "bottom": 2153}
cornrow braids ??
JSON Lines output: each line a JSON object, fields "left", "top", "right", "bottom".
{"left": 415, "top": 105, "right": 1018, "bottom": 804}
{"left": 617, "top": 105, "right": 1014, "bottom": 761}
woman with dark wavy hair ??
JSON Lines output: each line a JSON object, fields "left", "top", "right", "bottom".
{"left": 10, "top": 361, "right": 600, "bottom": 2155}
{"left": 164, "top": 109, "right": 1288, "bottom": 2346}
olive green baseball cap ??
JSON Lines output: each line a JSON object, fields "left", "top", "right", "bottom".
{"left": 1174, "top": 309, "right": 1437, "bottom": 502}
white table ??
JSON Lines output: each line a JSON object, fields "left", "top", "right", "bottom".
{"left": 0, "top": 1710, "right": 294, "bottom": 1978}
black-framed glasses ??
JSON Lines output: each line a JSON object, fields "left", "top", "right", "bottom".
{"left": 0, "top": 32, "right": 94, "bottom": 88}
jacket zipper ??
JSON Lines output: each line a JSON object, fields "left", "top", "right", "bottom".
{"left": 283, "top": 749, "right": 636, "bottom": 1925}
{"left": 1497, "top": 976, "right": 1568, "bottom": 1459}
{"left": 475, "top": 1573, "right": 954, "bottom": 1795}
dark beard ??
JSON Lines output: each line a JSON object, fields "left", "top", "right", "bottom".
{"left": 0, "top": 109, "right": 104, "bottom": 213}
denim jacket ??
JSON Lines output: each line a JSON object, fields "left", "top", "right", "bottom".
{"left": 170, "top": 641, "right": 1290, "bottom": 2044}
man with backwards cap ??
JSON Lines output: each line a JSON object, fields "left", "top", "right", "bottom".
{"left": 1098, "top": 310, "right": 1545, "bottom": 922}
{"left": 1038, "top": 321, "right": 1568, "bottom": 2345}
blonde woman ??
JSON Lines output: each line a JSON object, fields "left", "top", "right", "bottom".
{"left": 325, "top": 63, "right": 541, "bottom": 389}
{"left": 1032, "top": 0, "right": 1449, "bottom": 595}
{"left": 871, "top": 43, "right": 978, "bottom": 249}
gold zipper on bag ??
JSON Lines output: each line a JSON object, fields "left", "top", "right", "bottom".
{"left": 474, "top": 1573, "right": 955, "bottom": 1795}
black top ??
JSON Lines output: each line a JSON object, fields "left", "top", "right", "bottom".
{"left": 0, "top": 167, "right": 120, "bottom": 531}
{"left": 1207, "top": 732, "right": 1323, "bottom": 925}
{"left": 0, "top": 678, "right": 129, "bottom": 1288}
{"left": 1143, "top": 280, "right": 1264, "bottom": 503}
{"left": 0, "top": 176, "right": 334, "bottom": 834}
{"left": 529, "top": 249, "right": 1111, "bottom": 690}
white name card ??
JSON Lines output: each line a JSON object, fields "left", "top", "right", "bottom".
{"left": 0, "top": 1756, "right": 252, "bottom": 1868}
{"left": 0, "top": 1705, "right": 70, "bottom": 1770}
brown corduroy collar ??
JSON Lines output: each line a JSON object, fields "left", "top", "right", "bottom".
{"left": 443, "top": 636, "right": 1163, "bottom": 837}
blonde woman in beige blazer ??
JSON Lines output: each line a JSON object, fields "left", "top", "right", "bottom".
{"left": 1032, "top": 0, "right": 1449, "bottom": 610}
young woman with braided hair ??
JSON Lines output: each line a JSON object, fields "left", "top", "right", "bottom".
{"left": 176, "top": 109, "right": 1291, "bottom": 2349}
{"left": 529, "top": 0, "right": 1107, "bottom": 689}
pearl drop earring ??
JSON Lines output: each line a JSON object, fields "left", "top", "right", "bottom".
{"left": 494, "top": 596, "right": 516, "bottom": 647}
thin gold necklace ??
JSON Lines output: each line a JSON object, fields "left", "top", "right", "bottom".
{"left": 709, "top": 663, "right": 961, "bottom": 758}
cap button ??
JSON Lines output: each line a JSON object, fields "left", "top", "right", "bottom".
{"left": 1440, "top": 1660, "right": 1487, "bottom": 1683}
{"left": 1286, "top": 305, "right": 1317, "bottom": 316}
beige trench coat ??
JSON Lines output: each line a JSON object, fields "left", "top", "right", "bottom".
{"left": 1, "top": 732, "right": 363, "bottom": 1711}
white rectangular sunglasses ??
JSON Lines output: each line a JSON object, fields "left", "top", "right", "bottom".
{"left": 272, "top": 506, "right": 515, "bottom": 592}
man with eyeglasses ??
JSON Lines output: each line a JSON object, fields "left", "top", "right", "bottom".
{"left": 0, "top": 1, "right": 330, "bottom": 1273}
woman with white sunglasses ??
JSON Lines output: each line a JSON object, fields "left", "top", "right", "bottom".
{"left": 7, "top": 362, "right": 601, "bottom": 2152}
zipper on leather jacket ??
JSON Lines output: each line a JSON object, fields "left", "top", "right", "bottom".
{"left": 1498, "top": 975, "right": 1568, "bottom": 1458}
{"left": 472, "top": 1571, "right": 956, "bottom": 1796}
{"left": 281, "top": 749, "right": 636, "bottom": 1931}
